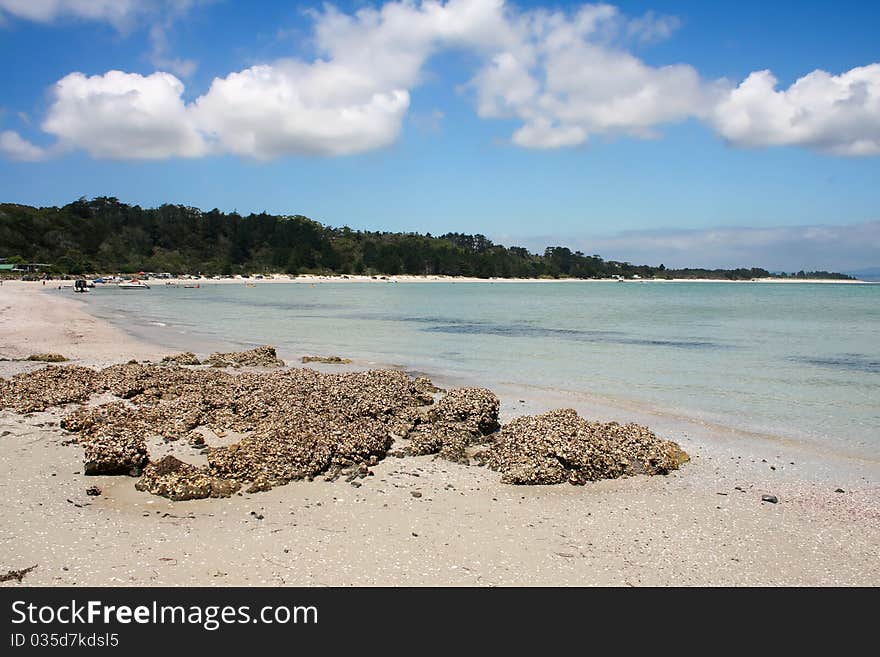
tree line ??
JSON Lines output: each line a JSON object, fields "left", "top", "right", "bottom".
{"left": 0, "top": 197, "right": 854, "bottom": 280}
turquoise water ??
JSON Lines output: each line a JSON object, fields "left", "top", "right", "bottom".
{"left": 81, "top": 281, "right": 880, "bottom": 457}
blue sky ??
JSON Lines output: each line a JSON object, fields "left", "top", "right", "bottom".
{"left": 0, "top": 1, "right": 878, "bottom": 270}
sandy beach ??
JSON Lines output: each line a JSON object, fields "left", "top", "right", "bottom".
{"left": 74, "top": 273, "right": 874, "bottom": 286}
{"left": 1, "top": 281, "right": 878, "bottom": 586}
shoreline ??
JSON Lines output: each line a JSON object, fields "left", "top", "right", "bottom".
{"left": 29, "top": 274, "right": 873, "bottom": 286}
{"left": 1, "top": 281, "right": 878, "bottom": 586}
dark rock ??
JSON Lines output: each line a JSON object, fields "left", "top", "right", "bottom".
{"left": 0, "top": 564, "right": 37, "bottom": 583}
{"left": 761, "top": 494, "right": 778, "bottom": 504}
{"left": 85, "top": 486, "right": 102, "bottom": 496}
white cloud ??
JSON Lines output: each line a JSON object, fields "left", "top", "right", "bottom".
{"left": 189, "top": 0, "right": 518, "bottom": 158}
{"left": 193, "top": 62, "right": 410, "bottom": 158}
{"left": 0, "top": 0, "right": 141, "bottom": 27}
{"left": 711, "top": 65, "right": 880, "bottom": 156}
{"left": 470, "top": 4, "right": 715, "bottom": 148}
{"left": 625, "top": 11, "right": 681, "bottom": 45}
{"left": 0, "top": 130, "right": 49, "bottom": 161}
{"left": 2, "top": 1, "right": 879, "bottom": 161}
{"left": 41, "top": 71, "right": 206, "bottom": 159}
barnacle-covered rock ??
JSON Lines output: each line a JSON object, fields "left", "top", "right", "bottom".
{"left": 478, "top": 408, "right": 688, "bottom": 485}
{"left": 408, "top": 423, "right": 474, "bottom": 463}
{"left": 405, "top": 387, "right": 500, "bottom": 462}
{"left": 0, "top": 365, "right": 99, "bottom": 412}
{"left": 135, "top": 456, "right": 240, "bottom": 500}
{"left": 26, "top": 353, "right": 68, "bottom": 362}
{"left": 301, "top": 355, "right": 352, "bottom": 364}
{"left": 81, "top": 431, "right": 148, "bottom": 476}
{"left": 428, "top": 387, "right": 500, "bottom": 436}
{"left": 0, "top": 357, "right": 686, "bottom": 497}
{"left": 161, "top": 352, "right": 201, "bottom": 365}
{"left": 205, "top": 346, "right": 285, "bottom": 368}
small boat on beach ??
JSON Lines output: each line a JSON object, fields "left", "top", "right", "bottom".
{"left": 118, "top": 280, "right": 151, "bottom": 290}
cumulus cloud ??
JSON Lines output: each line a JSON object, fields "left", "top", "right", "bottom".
{"left": 193, "top": 62, "right": 410, "bottom": 158}
{"left": 41, "top": 71, "right": 206, "bottom": 159}
{"left": 188, "top": 0, "right": 521, "bottom": 158}
{"left": 711, "top": 65, "right": 880, "bottom": 156}
{"left": 469, "top": 3, "right": 713, "bottom": 148}
{"left": 507, "top": 221, "right": 880, "bottom": 271}
{"left": 3, "top": 1, "right": 879, "bottom": 161}
{"left": 0, "top": 130, "right": 49, "bottom": 161}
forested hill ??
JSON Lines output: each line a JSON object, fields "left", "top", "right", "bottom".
{"left": 0, "top": 197, "right": 855, "bottom": 280}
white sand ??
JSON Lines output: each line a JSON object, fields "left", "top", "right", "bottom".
{"left": 49, "top": 273, "right": 872, "bottom": 287}
{"left": 1, "top": 281, "right": 878, "bottom": 586}
{"left": 0, "top": 282, "right": 163, "bottom": 364}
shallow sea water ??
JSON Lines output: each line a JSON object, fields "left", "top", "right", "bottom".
{"left": 81, "top": 281, "right": 880, "bottom": 459}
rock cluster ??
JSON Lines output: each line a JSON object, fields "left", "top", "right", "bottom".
{"left": 161, "top": 352, "right": 201, "bottom": 365}
{"left": 206, "top": 368, "right": 432, "bottom": 487}
{"left": 301, "top": 355, "right": 352, "bottom": 364}
{"left": 135, "top": 456, "right": 240, "bottom": 501}
{"left": 0, "top": 351, "right": 689, "bottom": 500}
{"left": 27, "top": 353, "right": 68, "bottom": 362}
{"left": 408, "top": 387, "right": 500, "bottom": 462}
{"left": 205, "top": 346, "right": 284, "bottom": 368}
{"left": 0, "top": 365, "right": 98, "bottom": 412}
{"left": 61, "top": 401, "right": 150, "bottom": 475}
{"left": 1, "top": 356, "right": 442, "bottom": 495}
{"left": 477, "top": 408, "right": 688, "bottom": 485}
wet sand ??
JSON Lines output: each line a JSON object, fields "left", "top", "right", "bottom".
{"left": 1, "top": 281, "right": 878, "bottom": 586}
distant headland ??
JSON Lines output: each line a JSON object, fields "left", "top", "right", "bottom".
{"left": 0, "top": 197, "right": 856, "bottom": 281}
